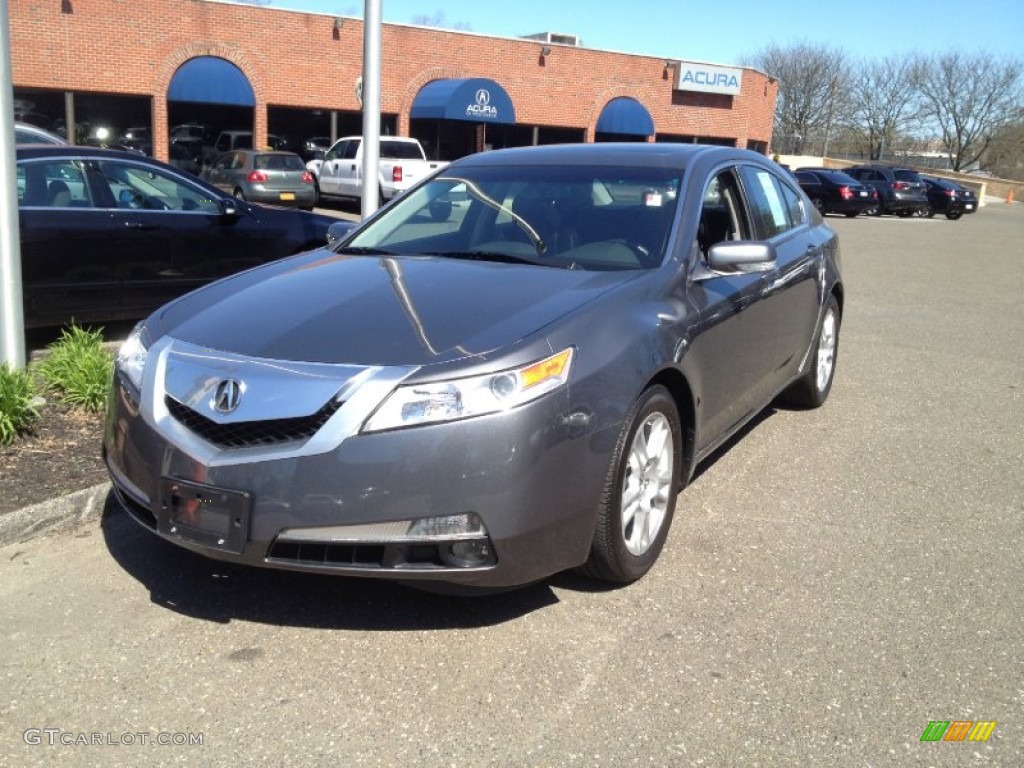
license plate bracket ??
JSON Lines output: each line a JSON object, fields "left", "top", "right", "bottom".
{"left": 158, "top": 478, "right": 250, "bottom": 554}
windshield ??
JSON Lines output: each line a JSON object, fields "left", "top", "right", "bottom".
{"left": 342, "top": 164, "right": 681, "bottom": 271}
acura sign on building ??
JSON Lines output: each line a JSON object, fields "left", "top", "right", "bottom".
{"left": 672, "top": 61, "right": 743, "bottom": 96}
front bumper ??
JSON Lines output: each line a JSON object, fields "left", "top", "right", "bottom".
{"left": 103, "top": 344, "right": 610, "bottom": 588}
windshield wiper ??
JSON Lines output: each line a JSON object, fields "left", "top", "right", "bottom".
{"left": 334, "top": 246, "right": 399, "bottom": 256}
{"left": 423, "top": 250, "right": 545, "bottom": 266}
{"left": 437, "top": 176, "right": 547, "bottom": 254}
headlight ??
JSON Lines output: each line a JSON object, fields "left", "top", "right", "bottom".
{"left": 363, "top": 347, "right": 573, "bottom": 432}
{"left": 116, "top": 325, "right": 149, "bottom": 393}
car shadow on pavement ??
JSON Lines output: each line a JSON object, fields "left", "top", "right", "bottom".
{"left": 99, "top": 493, "right": 558, "bottom": 629}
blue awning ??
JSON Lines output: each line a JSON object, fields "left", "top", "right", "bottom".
{"left": 168, "top": 57, "right": 255, "bottom": 107}
{"left": 410, "top": 78, "right": 516, "bottom": 124}
{"left": 596, "top": 97, "right": 654, "bottom": 136}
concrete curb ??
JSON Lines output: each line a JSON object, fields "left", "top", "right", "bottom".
{"left": 0, "top": 482, "right": 111, "bottom": 548}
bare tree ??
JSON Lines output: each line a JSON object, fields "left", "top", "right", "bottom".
{"left": 846, "top": 56, "right": 923, "bottom": 160}
{"left": 982, "top": 112, "right": 1024, "bottom": 177}
{"left": 411, "top": 10, "right": 471, "bottom": 31}
{"left": 915, "top": 51, "right": 1023, "bottom": 171}
{"left": 746, "top": 42, "right": 848, "bottom": 155}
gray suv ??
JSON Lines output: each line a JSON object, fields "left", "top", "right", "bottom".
{"left": 844, "top": 164, "right": 929, "bottom": 217}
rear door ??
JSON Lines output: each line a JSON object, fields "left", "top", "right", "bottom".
{"left": 16, "top": 157, "right": 124, "bottom": 328}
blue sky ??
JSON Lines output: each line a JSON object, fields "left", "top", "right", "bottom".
{"left": 256, "top": 0, "right": 1023, "bottom": 65}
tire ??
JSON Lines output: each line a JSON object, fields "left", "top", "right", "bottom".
{"left": 865, "top": 202, "right": 882, "bottom": 217}
{"left": 896, "top": 209, "right": 914, "bottom": 218}
{"left": 778, "top": 294, "right": 840, "bottom": 409}
{"left": 945, "top": 210, "right": 963, "bottom": 220}
{"left": 811, "top": 198, "right": 826, "bottom": 216}
{"left": 921, "top": 204, "right": 935, "bottom": 218}
{"left": 233, "top": 188, "right": 247, "bottom": 201}
{"left": 844, "top": 211, "right": 860, "bottom": 218}
{"left": 581, "top": 385, "right": 681, "bottom": 584}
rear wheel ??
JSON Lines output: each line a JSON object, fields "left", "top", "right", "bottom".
{"left": 581, "top": 385, "right": 681, "bottom": 584}
{"left": 778, "top": 295, "right": 840, "bottom": 409}
{"left": 920, "top": 203, "right": 935, "bottom": 218}
{"left": 865, "top": 202, "right": 882, "bottom": 216}
{"left": 233, "top": 188, "right": 247, "bottom": 201}
{"left": 945, "top": 210, "right": 963, "bottom": 220}
{"left": 844, "top": 210, "right": 860, "bottom": 218}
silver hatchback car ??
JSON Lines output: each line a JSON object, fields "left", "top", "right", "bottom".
{"left": 203, "top": 149, "right": 318, "bottom": 210}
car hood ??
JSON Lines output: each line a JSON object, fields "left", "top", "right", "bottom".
{"left": 152, "top": 250, "right": 635, "bottom": 367}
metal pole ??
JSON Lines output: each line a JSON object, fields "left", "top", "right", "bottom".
{"left": 0, "top": 0, "right": 26, "bottom": 368}
{"left": 360, "top": 0, "right": 382, "bottom": 219}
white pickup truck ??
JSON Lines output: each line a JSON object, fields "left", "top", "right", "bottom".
{"left": 307, "top": 136, "right": 447, "bottom": 202}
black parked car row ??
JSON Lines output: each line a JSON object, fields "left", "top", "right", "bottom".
{"left": 794, "top": 164, "right": 979, "bottom": 221}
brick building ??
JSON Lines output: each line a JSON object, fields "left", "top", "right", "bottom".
{"left": 10, "top": 0, "right": 777, "bottom": 162}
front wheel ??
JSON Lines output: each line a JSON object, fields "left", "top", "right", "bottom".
{"left": 778, "top": 294, "right": 840, "bottom": 409}
{"left": 945, "top": 210, "right": 963, "bottom": 220}
{"left": 581, "top": 385, "right": 681, "bottom": 584}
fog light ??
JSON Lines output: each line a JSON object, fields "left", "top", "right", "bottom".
{"left": 408, "top": 512, "right": 485, "bottom": 538}
{"left": 443, "top": 539, "right": 492, "bottom": 568}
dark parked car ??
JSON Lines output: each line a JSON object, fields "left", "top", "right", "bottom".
{"left": 168, "top": 141, "right": 203, "bottom": 176}
{"left": 202, "top": 149, "right": 318, "bottom": 209}
{"left": 16, "top": 145, "right": 348, "bottom": 329}
{"left": 843, "top": 164, "right": 929, "bottom": 216}
{"left": 795, "top": 167, "right": 876, "bottom": 217}
{"left": 104, "top": 143, "right": 843, "bottom": 592}
{"left": 119, "top": 127, "right": 153, "bottom": 155}
{"left": 919, "top": 175, "right": 978, "bottom": 219}
{"left": 300, "top": 136, "right": 332, "bottom": 162}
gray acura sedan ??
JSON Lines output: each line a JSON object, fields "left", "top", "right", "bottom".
{"left": 104, "top": 143, "right": 843, "bottom": 590}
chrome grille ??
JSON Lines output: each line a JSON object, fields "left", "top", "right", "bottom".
{"left": 165, "top": 396, "right": 342, "bottom": 449}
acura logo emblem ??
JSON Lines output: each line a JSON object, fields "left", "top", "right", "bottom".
{"left": 475, "top": 88, "right": 490, "bottom": 106}
{"left": 213, "top": 379, "right": 242, "bottom": 413}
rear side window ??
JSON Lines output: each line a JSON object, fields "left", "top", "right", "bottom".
{"left": 17, "top": 160, "right": 95, "bottom": 208}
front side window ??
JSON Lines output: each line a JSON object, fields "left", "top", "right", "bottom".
{"left": 95, "top": 160, "right": 221, "bottom": 213}
{"left": 739, "top": 165, "right": 797, "bottom": 239}
{"left": 325, "top": 140, "right": 348, "bottom": 162}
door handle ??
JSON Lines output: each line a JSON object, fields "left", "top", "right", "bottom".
{"left": 124, "top": 221, "right": 159, "bottom": 231}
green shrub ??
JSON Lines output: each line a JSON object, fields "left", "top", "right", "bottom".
{"left": 0, "top": 362, "right": 40, "bottom": 446}
{"left": 35, "top": 325, "right": 113, "bottom": 413}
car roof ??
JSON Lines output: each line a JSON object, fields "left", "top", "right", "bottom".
{"left": 16, "top": 145, "right": 161, "bottom": 161}
{"left": 452, "top": 142, "right": 761, "bottom": 170}
{"left": 16, "top": 145, "right": 226, "bottom": 192}
{"left": 15, "top": 122, "right": 69, "bottom": 145}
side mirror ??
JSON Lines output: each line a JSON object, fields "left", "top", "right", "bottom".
{"left": 326, "top": 220, "right": 356, "bottom": 246}
{"left": 707, "top": 241, "right": 776, "bottom": 273}
{"left": 220, "top": 198, "right": 239, "bottom": 217}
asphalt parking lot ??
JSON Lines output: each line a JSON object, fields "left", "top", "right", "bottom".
{"left": 2, "top": 204, "right": 1021, "bottom": 767}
